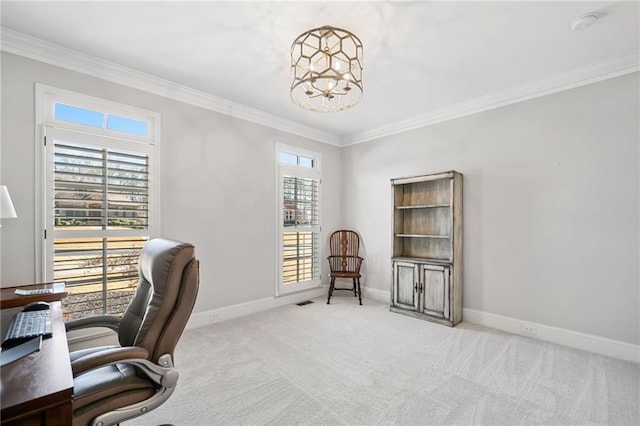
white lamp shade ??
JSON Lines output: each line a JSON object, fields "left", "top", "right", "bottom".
{"left": 1, "top": 185, "right": 17, "bottom": 219}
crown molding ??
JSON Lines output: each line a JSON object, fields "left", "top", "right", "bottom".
{"left": 342, "top": 51, "right": 640, "bottom": 146}
{"left": 0, "top": 27, "right": 341, "bottom": 146}
{"left": 3, "top": 28, "right": 637, "bottom": 148}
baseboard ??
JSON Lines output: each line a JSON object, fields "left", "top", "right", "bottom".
{"left": 187, "top": 286, "right": 326, "bottom": 329}
{"left": 364, "top": 287, "right": 639, "bottom": 363}
{"left": 362, "top": 286, "right": 390, "bottom": 303}
{"left": 463, "top": 308, "right": 640, "bottom": 363}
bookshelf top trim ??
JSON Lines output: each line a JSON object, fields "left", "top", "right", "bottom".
{"left": 391, "top": 170, "right": 461, "bottom": 185}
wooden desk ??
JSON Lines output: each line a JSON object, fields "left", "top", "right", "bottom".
{"left": 1, "top": 283, "right": 68, "bottom": 310}
{"left": 1, "top": 302, "right": 73, "bottom": 425}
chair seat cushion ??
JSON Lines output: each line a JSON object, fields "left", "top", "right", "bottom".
{"left": 73, "top": 363, "right": 157, "bottom": 426}
{"left": 74, "top": 362, "right": 157, "bottom": 408}
{"left": 329, "top": 271, "right": 361, "bottom": 278}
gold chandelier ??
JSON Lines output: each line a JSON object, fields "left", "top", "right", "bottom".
{"left": 290, "top": 25, "right": 363, "bottom": 112}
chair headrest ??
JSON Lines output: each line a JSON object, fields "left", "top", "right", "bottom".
{"left": 139, "top": 238, "right": 195, "bottom": 295}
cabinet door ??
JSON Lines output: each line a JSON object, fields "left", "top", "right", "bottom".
{"left": 419, "top": 264, "right": 450, "bottom": 319}
{"left": 392, "top": 261, "right": 419, "bottom": 311}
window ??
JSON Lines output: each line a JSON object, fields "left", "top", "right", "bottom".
{"left": 52, "top": 102, "right": 150, "bottom": 138}
{"left": 54, "top": 103, "right": 103, "bottom": 128}
{"left": 277, "top": 144, "right": 321, "bottom": 295}
{"left": 37, "top": 85, "right": 159, "bottom": 320}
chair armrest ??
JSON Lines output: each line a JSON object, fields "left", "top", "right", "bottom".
{"left": 65, "top": 314, "right": 121, "bottom": 333}
{"left": 71, "top": 346, "right": 149, "bottom": 377}
{"left": 118, "top": 354, "right": 179, "bottom": 388}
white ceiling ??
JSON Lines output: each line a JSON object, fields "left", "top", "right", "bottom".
{"left": 1, "top": 1, "right": 639, "bottom": 144}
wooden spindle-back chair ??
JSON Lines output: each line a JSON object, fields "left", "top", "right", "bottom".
{"left": 327, "top": 230, "right": 363, "bottom": 305}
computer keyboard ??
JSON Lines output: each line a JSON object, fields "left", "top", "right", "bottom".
{"left": 2, "top": 310, "right": 52, "bottom": 348}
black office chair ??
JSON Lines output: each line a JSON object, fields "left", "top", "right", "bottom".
{"left": 65, "top": 238, "right": 199, "bottom": 426}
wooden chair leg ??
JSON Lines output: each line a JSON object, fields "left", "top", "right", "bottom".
{"left": 352, "top": 278, "right": 357, "bottom": 297}
{"left": 357, "top": 278, "right": 362, "bottom": 305}
{"left": 327, "top": 277, "right": 335, "bottom": 304}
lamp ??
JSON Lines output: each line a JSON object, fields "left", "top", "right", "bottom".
{"left": 290, "top": 25, "right": 363, "bottom": 112}
{"left": 1, "top": 185, "right": 17, "bottom": 226}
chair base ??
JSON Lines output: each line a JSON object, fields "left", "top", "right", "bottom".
{"left": 327, "top": 277, "right": 362, "bottom": 305}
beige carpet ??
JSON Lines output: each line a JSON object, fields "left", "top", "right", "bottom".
{"left": 124, "top": 294, "right": 639, "bottom": 425}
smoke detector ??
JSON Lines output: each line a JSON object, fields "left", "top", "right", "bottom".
{"left": 570, "top": 13, "right": 599, "bottom": 31}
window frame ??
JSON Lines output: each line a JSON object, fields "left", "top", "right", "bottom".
{"left": 35, "top": 84, "right": 160, "bottom": 290}
{"left": 42, "top": 87, "right": 157, "bottom": 143}
{"left": 275, "top": 143, "right": 322, "bottom": 296}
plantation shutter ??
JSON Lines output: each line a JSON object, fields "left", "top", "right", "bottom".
{"left": 51, "top": 139, "right": 150, "bottom": 319}
{"left": 282, "top": 176, "right": 320, "bottom": 284}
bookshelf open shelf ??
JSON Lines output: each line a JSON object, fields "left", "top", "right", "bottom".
{"left": 395, "top": 234, "right": 450, "bottom": 238}
{"left": 395, "top": 204, "right": 450, "bottom": 209}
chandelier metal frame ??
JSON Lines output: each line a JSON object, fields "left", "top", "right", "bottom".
{"left": 290, "top": 25, "right": 363, "bottom": 112}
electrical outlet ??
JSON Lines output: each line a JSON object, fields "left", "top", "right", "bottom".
{"left": 208, "top": 313, "right": 220, "bottom": 323}
{"left": 521, "top": 323, "right": 537, "bottom": 335}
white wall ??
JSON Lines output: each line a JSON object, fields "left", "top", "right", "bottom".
{"left": 2, "top": 50, "right": 638, "bottom": 348}
{"left": 342, "top": 73, "right": 639, "bottom": 345}
{"left": 0, "top": 52, "right": 342, "bottom": 313}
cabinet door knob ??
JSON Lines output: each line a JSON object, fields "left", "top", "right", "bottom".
{"left": 414, "top": 282, "right": 418, "bottom": 292}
